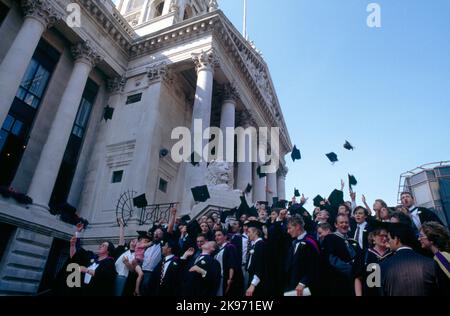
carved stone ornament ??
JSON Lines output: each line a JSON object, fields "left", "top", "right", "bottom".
{"left": 107, "top": 76, "right": 127, "bottom": 93}
{"left": 192, "top": 49, "right": 219, "bottom": 73}
{"left": 21, "top": 0, "right": 61, "bottom": 28}
{"left": 71, "top": 41, "right": 103, "bottom": 68}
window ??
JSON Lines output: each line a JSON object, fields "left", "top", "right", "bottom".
{"left": 158, "top": 178, "right": 168, "bottom": 193}
{"left": 0, "top": 40, "right": 59, "bottom": 186}
{"left": 155, "top": 2, "right": 164, "bottom": 17}
{"left": 183, "top": 5, "right": 193, "bottom": 20}
{"left": 50, "top": 79, "right": 98, "bottom": 207}
{"left": 126, "top": 93, "right": 142, "bottom": 104}
{"left": 112, "top": 170, "right": 123, "bottom": 183}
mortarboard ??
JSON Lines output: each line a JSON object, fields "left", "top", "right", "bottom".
{"left": 348, "top": 174, "right": 358, "bottom": 191}
{"left": 313, "top": 195, "right": 325, "bottom": 207}
{"left": 137, "top": 231, "right": 152, "bottom": 240}
{"left": 190, "top": 152, "right": 201, "bottom": 167}
{"left": 256, "top": 166, "right": 266, "bottom": 178}
{"left": 103, "top": 105, "right": 114, "bottom": 122}
{"left": 191, "top": 185, "right": 210, "bottom": 203}
{"left": 276, "top": 199, "right": 288, "bottom": 208}
{"left": 246, "top": 220, "right": 263, "bottom": 230}
{"left": 326, "top": 152, "right": 338, "bottom": 163}
{"left": 133, "top": 194, "right": 148, "bottom": 208}
{"left": 294, "top": 188, "right": 300, "bottom": 197}
{"left": 180, "top": 215, "right": 191, "bottom": 223}
{"left": 272, "top": 197, "right": 279, "bottom": 207}
{"left": 343, "top": 140, "right": 354, "bottom": 151}
{"left": 244, "top": 183, "right": 252, "bottom": 194}
{"left": 291, "top": 145, "right": 301, "bottom": 162}
{"left": 328, "top": 189, "right": 344, "bottom": 207}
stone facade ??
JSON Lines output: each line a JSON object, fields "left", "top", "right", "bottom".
{"left": 0, "top": 0, "right": 291, "bottom": 294}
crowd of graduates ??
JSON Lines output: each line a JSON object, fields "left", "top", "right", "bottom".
{"left": 53, "top": 182, "right": 450, "bottom": 297}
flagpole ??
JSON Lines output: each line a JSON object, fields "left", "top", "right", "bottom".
{"left": 243, "top": 0, "right": 247, "bottom": 40}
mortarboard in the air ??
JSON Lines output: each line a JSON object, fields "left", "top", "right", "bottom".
{"left": 190, "top": 151, "right": 201, "bottom": 167}
{"left": 133, "top": 194, "right": 148, "bottom": 208}
{"left": 256, "top": 166, "right": 266, "bottom": 178}
{"left": 103, "top": 105, "right": 114, "bottom": 122}
{"left": 291, "top": 145, "right": 301, "bottom": 162}
{"left": 313, "top": 195, "right": 325, "bottom": 207}
{"left": 343, "top": 140, "right": 354, "bottom": 151}
{"left": 191, "top": 185, "right": 210, "bottom": 203}
{"left": 326, "top": 152, "right": 338, "bottom": 164}
{"left": 328, "top": 189, "right": 344, "bottom": 207}
{"left": 244, "top": 183, "right": 252, "bottom": 194}
{"left": 294, "top": 188, "right": 300, "bottom": 197}
{"left": 348, "top": 174, "right": 358, "bottom": 191}
{"left": 137, "top": 231, "right": 152, "bottom": 240}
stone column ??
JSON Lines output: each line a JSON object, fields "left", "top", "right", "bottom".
{"left": 138, "top": 0, "right": 151, "bottom": 24}
{"left": 0, "top": 0, "right": 60, "bottom": 129}
{"left": 253, "top": 163, "right": 266, "bottom": 203}
{"left": 219, "top": 83, "right": 238, "bottom": 162}
{"left": 28, "top": 41, "right": 102, "bottom": 208}
{"left": 266, "top": 170, "right": 278, "bottom": 206}
{"left": 236, "top": 111, "right": 254, "bottom": 198}
{"left": 277, "top": 165, "right": 287, "bottom": 201}
{"left": 180, "top": 49, "right": 217, "bottom": 214}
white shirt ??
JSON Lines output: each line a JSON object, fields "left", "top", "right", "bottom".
{"left": 215, "top": 242, "right": 228, "bottom": 277}
{"left": 396, "top": 246, "right": 413, "bottom": 252}
{"left": 162, "top": 254, "right": 175, "bottom": 279}
{"left": 354, "top": 222, "right": 367, "bottom": 249}
{"left": 409, "top": 205, "right": 422, "bottom": 230}
{"left": 241, "top": 234, "right": 249, "bottom": 265}
{"left": 248, "top": 238, "right": 263, "bottom": 287}
{"left": 294, "top": 232, "right": 307, "bottom": 255}
{"left": 84, "top": 261, "right": 99, "bottom": 284}
{"left": 142, "top": 243, "right": 162, "bottom": 272}
{"left": 115, "top": 249, "right": 135, "bottom": 277}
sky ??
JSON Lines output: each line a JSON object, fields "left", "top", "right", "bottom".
{"left": 215, "top": 0, "right": 450, "bottom": 207}
{"left": 114, "top": 0, "right": 450, "bottom": 208}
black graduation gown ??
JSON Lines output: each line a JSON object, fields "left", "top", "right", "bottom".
{"left": 321, "top": 233, "right": 361, "bottom": 296}
{"left": 416, "top": 207, "right": 444, "bottom": 226}
{"left": 285, "top": 234, "right": 322, "bottom": 296}
{"left": 230, "top": 234, "right": 245, "bottom": 268}
{"left": 82, "top": 256, "right": 117, "bottom": 296}
{"left": 155, "top": 256, "right": 181, "bottom": 296}
{"left": 266, "top": 220, "right": 290, "bottom": 296}
{"left": 246, "top": 239, "right": 267, "bottom": 296}
{"left": 217, "top": 243, "right": 243, "bottom": 297}
{"left": 380, "top": 248, "right": 438, "bottom": 296}
{"left": 352, "top": 248, "right": 393, "bottom": 296}
{"left": 350, "top": 221, "right": 373, "bottom": 250}
{"left": 434, "top": 256, "right": 450, "bottom": 296}
{"left": 181, "top": 254, "right": 221, "bottom": 296}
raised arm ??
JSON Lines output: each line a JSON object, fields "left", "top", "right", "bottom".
{"left": 167, "top": 206, "right": 177, "bottom": 235}
{"left": 118, "top": 218, "right": 125, "bottom": 247}
{"left": 361, "top": 195, "right": 373, "bottom": 216}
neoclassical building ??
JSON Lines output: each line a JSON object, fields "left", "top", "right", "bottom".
{"left": 0, "top": 0, "right": 291, "bottom": 294}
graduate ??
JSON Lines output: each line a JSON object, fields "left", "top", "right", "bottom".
{"left": 154, "top": 239, "right": 181, "bottom": 296}
{"left": 353, "top": 223, "right": 392, "bottom": 296}
{"left": 182, "top": 241, "right": 221, "bottom": 296}
{"left": 245, "top": 221, "right": 267, "bottom": 296}
{"left": 321, "top": 214, "right": 361, "bottom": 296}
{"left": 214, "top": 229, "right": 243, "bottom": 296}
{"left": 285, "top": 215, "right": 322, "bottom": 296}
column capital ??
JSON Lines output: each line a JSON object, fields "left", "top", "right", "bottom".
{"left": 221, "top": 83, "right": 240, "bottom": 104}
{"left": 71, "top": 41, "right": 103, "bottom": 68}
{"left": 21, "top": 0, "right": 61, "bottom": 28}
{"left": 147, "top": 62, "right": 172, "bottom": 85}
{"left": 277, "top": 164, "right": 288, "bottom": 178}
{"left": 107, "top": 76, "right": 127, "bottom": 94}
{"left": 208, "top": 0, "right": 219, "bottom": 12}
{"left": 192, "top": 49, "right": 219, "bottom": 74}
